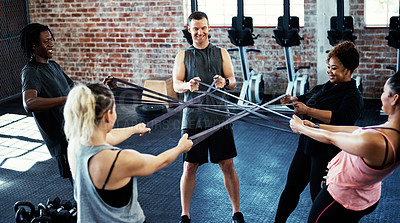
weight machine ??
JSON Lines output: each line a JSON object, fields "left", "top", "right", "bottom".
{"left": 385, "top": 7, "right": 400, "bottom": 72}
{"left": 327, "top": 0, "right": 357, "bottom": 46}
{"left": 227, "top": 0, "right": 264, "bottom": 105}
{"left": 381, "top": 11, "right": 400, "bottom": 116}
{"left": 327, "top": 0, "right": 361, "bottom": 92}
{"left": 273, "top": 0, "right": 309, "bottom": 97}
{"left": 182, "top": 0, "right": 198, "bottom": 45}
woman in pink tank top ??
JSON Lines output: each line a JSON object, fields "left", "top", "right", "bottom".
{"left": 290, "top": 71, "right": 400, "bottom": 222}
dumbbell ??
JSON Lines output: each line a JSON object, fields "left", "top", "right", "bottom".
{"left": 46, "top": 197, "right": 61, "bottom": 219}
{"left": 57, "top": 200, "right": 75, "bottom": 223}
{"left": 30, "top": 203, "right": 51, "bottom": 223}
{"left": 14, "top": 201, "right": 35, "bottom": 223}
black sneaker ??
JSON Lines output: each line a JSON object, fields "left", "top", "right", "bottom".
{"left": 180, "top": 215, "right": 191, "bottom": 223}
{"left": 232, "top": 212, "right": 245, "bottom": 223}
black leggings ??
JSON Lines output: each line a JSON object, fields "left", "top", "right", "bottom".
{"left": 275, "top": 149, "right": 336, "bottom": 223}
{"left": 308, "top": 185, "right": 378, "bottom": 223}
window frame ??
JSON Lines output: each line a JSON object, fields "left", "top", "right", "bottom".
{"left": 364, "top": 0, "right": 399, "bottom": 28}
{"left": 184, "top": 0, "right": 304, "bottom": 28}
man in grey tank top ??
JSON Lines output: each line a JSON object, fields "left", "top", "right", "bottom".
{"left": 173, "top": 11, "right": 245, "bottom": 223}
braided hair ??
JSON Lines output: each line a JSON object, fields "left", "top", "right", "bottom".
{"left": 20, "top": 23, "right": 55, "bottom": 58}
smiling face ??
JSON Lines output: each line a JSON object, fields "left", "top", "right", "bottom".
{"left": 188, "top": 17, "right": 210, "bottom": 49}
{"left": 326, "top": 56, "right": 351, "bottom": 84}
{"left": 32, "top": 30, "right": 54, "bottom": 63}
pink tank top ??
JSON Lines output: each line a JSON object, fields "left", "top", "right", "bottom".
{"left": 326, "top": 127, "right": 400, "bottom": 211}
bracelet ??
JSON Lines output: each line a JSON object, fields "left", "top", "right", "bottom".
{"left": 314, "top": 124, "right": 319, "bottom": 128}
{"left": 224, "top": 78, "right": 230, "bottom": 88}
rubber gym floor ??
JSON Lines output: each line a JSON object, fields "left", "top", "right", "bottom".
{"left": 0, "top": 88, "right": 399, "bottom": 223}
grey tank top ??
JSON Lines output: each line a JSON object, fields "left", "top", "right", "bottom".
{"left": 182, "top": 43, "right": 229, "bottom": 129}
{"left": 74, "top": 145, "right": 145, "bottom": 223}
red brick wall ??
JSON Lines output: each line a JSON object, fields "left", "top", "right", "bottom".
{"left": 28, "top": 0, "right": 395, "bottom": 99}
{"left": 28, "top": 0, "right": 187, "bottom": 86}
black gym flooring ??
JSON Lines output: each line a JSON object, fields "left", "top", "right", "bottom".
{"left": 0, "top": 89, "right": 399, "bottom": 223}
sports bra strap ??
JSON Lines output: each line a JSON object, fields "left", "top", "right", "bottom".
{"left": 362, "top": 127, "right": 398, "bottom": 164}
{"left": 102, "top": 150, "right": 122, "bottom": 190}
{"left": 381, "top": 136, "right": 389, "bottom": 168}
{"left": 363, "top": 126, "right": 400, "bottom": 134}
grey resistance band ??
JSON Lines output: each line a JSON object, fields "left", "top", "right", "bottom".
{"left": 189, "top": 94, "right": 287, "bottom": 146}
{"left": 146, "top": 79, "right": 217, "bottom": 128}
{"left": 112, "top": 77, "right": 292, "bottom": 146}
{"left": 114, "top": 78, "right": 217, "bottom": 128}
{"left": 114, "top": 96, "right": 293, "bottom": 134}
{"left": 195, "top": 80, "right": 291, "bottom": 121}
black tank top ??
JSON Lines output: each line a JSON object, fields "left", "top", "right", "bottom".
{"left": 95, "top": 150, "right": 133, "bottom": 208}
{"left": 182, "top": 43, "right": 228, "bottom": 129}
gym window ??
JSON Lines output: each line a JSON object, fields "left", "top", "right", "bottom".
{"left": 365, "top": 0, "right": 399, "bottom": 27}
{"left": 184, "top": 0, "right": 304, "bottom": 27}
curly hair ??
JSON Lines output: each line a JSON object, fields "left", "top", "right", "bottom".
{"left": 20, "top": 23, "right": 55, "bottom": 58}
{"left": 327, "top": 41, "right": 360, "bottom": 73}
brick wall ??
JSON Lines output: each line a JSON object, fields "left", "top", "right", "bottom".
{"left": 28, "top": 0, "right": 187, "bottom": 86}
{"left": 28, "top": 0, "right": 395, "bottom": 99}
{"left": 350, "top": 0, "right": 396, "bottom": 99}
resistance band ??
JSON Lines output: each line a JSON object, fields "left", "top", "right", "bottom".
{"left": 114, "top": 77, "right": 217, "bottom": 128}
{"left": 112, "top": 77, "right": 293, "bottom": 146}
{"left": 195, "top": 80, "right": 291, "bottom": 121}
{"left": 189, "top": 94, "right": 287, "bottom": 146}
{"left": 146, "top": 79, "right": 217, "bottom": 128}
{"left": 114, "top": 95, "right": 292, "bottom": 133}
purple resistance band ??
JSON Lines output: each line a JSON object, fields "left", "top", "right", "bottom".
{"left": 189, "top": 94, "right": 287, "bottom": 146}
{"left": 114, "top": 78, "right": 217, "bottom": 129}
{"left": 112, "top": 77, "right": 293, "bottom": 146}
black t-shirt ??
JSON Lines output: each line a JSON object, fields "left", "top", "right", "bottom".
{"left": 297, "top": 79, "right": 363, "bottom": 156}
{"left": 21, "top": 59, "right": 74, "bottom": 157}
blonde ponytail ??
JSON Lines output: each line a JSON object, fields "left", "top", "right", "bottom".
{"left": 64, "top": 85, "right": 96, "bottom": 146}
{"left": 64, "top": 83, "right": 115, "bottom": 147}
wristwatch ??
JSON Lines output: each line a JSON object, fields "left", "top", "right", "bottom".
{"left": 314, "top": 124, "right": 320, "bottom": 128}
{"left": 224, "top": 78, "right": 230, "bottom": 88}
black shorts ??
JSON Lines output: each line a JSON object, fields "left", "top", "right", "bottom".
{"left": 182, "top": 125, "right": 237, "bottom": 165}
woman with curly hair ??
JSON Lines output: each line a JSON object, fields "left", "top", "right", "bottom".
{"left": 275, "top": 41, "right": 364, "bottom": 222}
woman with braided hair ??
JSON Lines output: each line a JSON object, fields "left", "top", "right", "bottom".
{"left": 64, "top": 83, "right": 192, "bottom": 222}
{"left": 290, "top": 71, "right": 400, "bottom": 222}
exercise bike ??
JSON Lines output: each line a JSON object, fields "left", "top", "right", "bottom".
{"left": 227, "top": 0, "right": 264, "bottom": 105}
{"left": 273, "top": 0, "right": 310, "bottom": 97}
